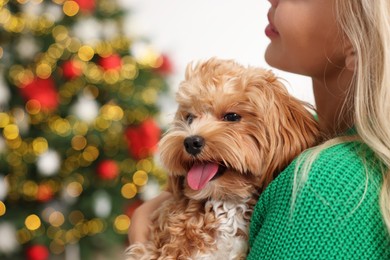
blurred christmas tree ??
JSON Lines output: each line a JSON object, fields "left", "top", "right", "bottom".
{"left": 0, "top": 0, "right": 172, "bottom": 259}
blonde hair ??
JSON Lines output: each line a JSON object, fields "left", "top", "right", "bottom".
{"left": 293, "top": 0, "right": 390, "bottom": 232}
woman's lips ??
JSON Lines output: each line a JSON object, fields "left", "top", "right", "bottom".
{"left": 265, "top": 23, "right": 279, "bottom": 38}
{"left": 266, "top": 10, "right": 279, "bottom": 38}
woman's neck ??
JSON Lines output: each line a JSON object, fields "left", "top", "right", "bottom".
{"left": 312, "top": 69, "right": 355, "bottom": 137}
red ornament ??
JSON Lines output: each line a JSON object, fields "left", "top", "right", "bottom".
{"left": 98, "top": 54, "right": 122, "bottom": 71}
{"left": 155, "top": 54, "right": 174, "bottom": 74}
{"left": 36, "top": 184, "right": 54, "bottom": 202}
{"left": 20, "top": 77, "right": 59, "bottom": 111}
{"left": 74, "top": 0, "right": 95, "bottom": 13}
{"left": 62, "top": 60, "right": 83, "bottom": 79}
{"left": 125, "top": 119, "right": 161, "bottom": 159}
{"left": 26, "top": 245, "right": 49, "bottom": 260}
{"left": 96, "top": 160, "right": 120, "bottom": 180}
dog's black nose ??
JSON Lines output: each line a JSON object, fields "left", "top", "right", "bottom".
{"left": 184, "top": 135, "right": 205, "bottom": 155}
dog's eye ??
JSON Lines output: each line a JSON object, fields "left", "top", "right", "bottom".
{"left": 223, "top": 113, "right": 241, "bottom": 122}
{"left": 185, "top": 114, "right": 195, "bottom": 124}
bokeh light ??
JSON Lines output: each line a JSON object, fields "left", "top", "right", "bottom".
{"left": 25, "top": 214, "right": 41, "bottom": 231}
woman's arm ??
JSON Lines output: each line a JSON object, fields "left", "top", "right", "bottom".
{"left": 128, "top": 191, "right": 172, "bottom": 244}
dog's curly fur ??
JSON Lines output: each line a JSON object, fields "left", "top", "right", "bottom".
{"left": 125, "top": 58, "right": 320, "bottom": 259}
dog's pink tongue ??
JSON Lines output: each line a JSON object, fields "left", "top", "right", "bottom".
{"left": 187, "top": 163, "right": 219, "bottom": 190}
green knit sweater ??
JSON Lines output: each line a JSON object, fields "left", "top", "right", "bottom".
{"left": 248, "top": 140, "right": 390, "bottom": 259}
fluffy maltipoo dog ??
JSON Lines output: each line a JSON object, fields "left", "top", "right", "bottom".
{"left": 125, "top": 58, "right": 320, "bottom": 259}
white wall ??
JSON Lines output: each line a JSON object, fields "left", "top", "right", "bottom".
{"left": 121, "top": 0, "right": 314, "bottom": 119}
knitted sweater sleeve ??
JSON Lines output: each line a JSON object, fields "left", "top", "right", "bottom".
{"left": 248, "top": 142, "right": 390, "bottom": 259}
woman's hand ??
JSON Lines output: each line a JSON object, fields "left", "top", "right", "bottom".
{"left": 128, "top": 191, "right": 172, "bottom": 244}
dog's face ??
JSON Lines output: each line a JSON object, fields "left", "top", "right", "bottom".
{"left": 159, "top": 58, "right": 319, "bottom": 202}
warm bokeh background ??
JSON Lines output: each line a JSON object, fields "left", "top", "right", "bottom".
{"left": 0, "top": 1, "right": 313, "bottom": 259}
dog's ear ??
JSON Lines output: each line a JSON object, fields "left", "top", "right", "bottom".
{"left": 166, "top": 175, "right": 184, "bottom": 198}
{"left": 264, "top": 79, "right": 320, "bottom": 187}
{"left": 249, "top": 70, "right": 321, "bottom": 190}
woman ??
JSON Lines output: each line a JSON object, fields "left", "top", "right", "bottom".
{"left": 130, "top": 0, "right": 390, "bottom": 258}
